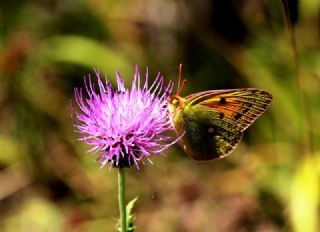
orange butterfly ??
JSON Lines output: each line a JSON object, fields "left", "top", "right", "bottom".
{"left": 168, "top": 65, "right": 272, "bottom": 160}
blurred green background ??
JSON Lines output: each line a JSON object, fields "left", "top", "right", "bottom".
{"left": 0, "top": 0, "right": 319, "bottom": 231}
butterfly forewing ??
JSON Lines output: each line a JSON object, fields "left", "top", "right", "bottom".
{"left": 188, "top": 88, "right": 272, "bottom": 132}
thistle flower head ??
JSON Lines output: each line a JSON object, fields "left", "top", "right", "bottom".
{"left": 72, "top": 66, "right": 176, "bottom": 169}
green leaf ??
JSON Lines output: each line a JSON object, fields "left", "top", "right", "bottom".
{"left": 117, "top": 197, "right": 138, "bottom": 232}
{"left": 126, "top": 197, "right": 138, "bottom": 232}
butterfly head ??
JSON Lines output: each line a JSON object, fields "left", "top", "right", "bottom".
{"left": 167, "top": 95, "right": 185, "bottom": 124}
{"left": 168, "top": 94, "right": 184, "bottom": 109}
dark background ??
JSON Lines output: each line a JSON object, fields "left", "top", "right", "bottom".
{"left": 0, "top": 0, "right": 319, "bottom": 231}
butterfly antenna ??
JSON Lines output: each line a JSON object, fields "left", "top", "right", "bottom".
{"left": 176, "top": 64, "right": 187, "bottom": 96}
{"left": 177, "top": 63, "right": 188, "bottom": 96}
{"left": 176, "top": 63, "right": 182, "bottom": 95}
{"left": 180, "top": 79, "right": 187, "bottom": 95}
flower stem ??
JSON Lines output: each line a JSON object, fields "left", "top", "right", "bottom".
{"left": 118, "top": 168, "right": 126, "bottom": 232}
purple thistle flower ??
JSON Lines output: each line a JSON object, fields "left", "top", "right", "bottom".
{"left": 72, "top": 66, "right": 177, "bottom": 169}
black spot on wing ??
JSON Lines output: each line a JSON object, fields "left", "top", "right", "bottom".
{"left": 219, "top": 97, "right": 227, "bottom": 104}
{"left": 234, "top": 113, "right": 242, "bottom": 120}
{"left": 233, "top": 105, "right": 251, "bottom": 120}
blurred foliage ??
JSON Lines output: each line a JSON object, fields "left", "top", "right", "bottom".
{"left": 0, "top": 0, "right": 319, "bottom": 231}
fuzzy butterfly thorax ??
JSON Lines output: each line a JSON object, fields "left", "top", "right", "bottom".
{"left": 168, "top": 79, "right": 272, "bottom": 161}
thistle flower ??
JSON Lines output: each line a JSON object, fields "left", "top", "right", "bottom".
{"left": 72, "top": 66, "right": 176, "bottom": 169}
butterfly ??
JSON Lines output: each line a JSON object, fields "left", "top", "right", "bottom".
{"left": 168, "top": 64, "right": 273, "bottom": 161}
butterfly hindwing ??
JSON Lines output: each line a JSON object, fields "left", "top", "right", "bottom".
{"left": 177, "top": 103, "right": 243, "bottom": 160}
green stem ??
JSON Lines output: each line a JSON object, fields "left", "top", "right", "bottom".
{"left": 118, "top": 168, "right": 126, "bottom": 232}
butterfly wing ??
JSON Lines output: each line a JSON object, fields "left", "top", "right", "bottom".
{"left": 174, "top": 88, "right": 272, "bottom": 161}
{"left": 187, "top": 88, "right": 273, "bottom": 132}
{"left": 176, "top": 104, "right": 244, "bottom": 160}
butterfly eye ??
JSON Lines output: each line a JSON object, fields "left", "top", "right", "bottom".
{"left": 172, "top": 98, "right": 179, "bottom": 105}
